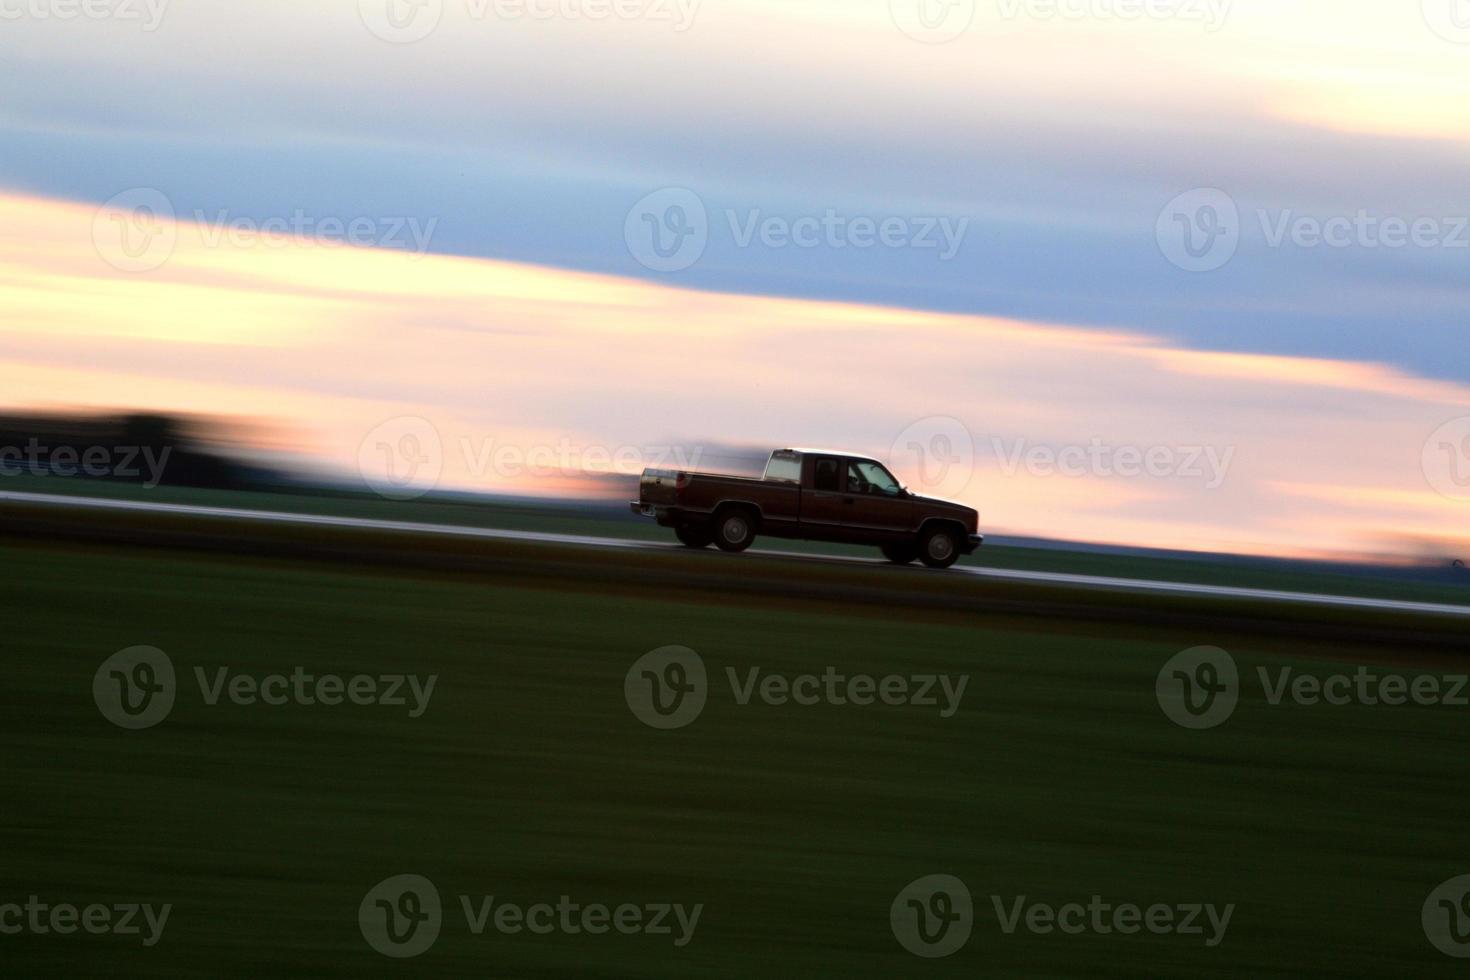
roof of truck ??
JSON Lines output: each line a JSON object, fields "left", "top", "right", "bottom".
{"left": 780, "top": 448, "right": 883, "bottom": 462}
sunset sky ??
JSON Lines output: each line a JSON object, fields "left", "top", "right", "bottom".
{"left": 2, "top": 0, "right": 1468, "bottom": 559}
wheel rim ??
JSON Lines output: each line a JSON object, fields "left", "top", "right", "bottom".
{"left": 723, "top": 518, "right": 747, "bottom": 542}
{"left": 927, "top": 534, "right": 953, "bottom": 561}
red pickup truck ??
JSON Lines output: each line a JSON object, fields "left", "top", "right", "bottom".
{"left": 630, "top": 448, "right": 982, "bottom": 568}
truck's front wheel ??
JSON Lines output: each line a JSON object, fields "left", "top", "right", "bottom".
{"left": 713, "top": 509, "right": 756, "bottom": 553}
{"left": 918, "top": 527, "right": 961, "bottom": 568}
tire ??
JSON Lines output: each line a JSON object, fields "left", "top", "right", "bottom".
{"left": 675, "top": 526, "right": 713, "bottom": 548}
{"left": 881, "top": 543, "right": 918, "bottom": 564}
{"left": 918, "top": 526, "right": 961, "bottom": 569}
{"left": 713, "top": 508, "right": 756, "bottom": 553}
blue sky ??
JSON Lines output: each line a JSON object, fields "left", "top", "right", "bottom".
{"left": 4, "top": 0, "right": 1469, "bottom": 381}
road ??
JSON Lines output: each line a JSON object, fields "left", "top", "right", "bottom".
{"left": 3, "top": 489, "right": 1468, "bottom": 618}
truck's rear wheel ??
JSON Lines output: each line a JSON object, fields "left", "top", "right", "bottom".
{"left": 713, "top": 509, "right": 756, "bottom": 553}
{"left": 881, "top": 543, "right": 918, "bottom": 564}
{"left": 919, "top": 527, "right": 961, "bottom": 568}
{"left": 675, "top": 526, "right": 712, "bottom": 548}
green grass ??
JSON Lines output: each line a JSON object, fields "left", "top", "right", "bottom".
{"left": 1, "top": 542, "right": 1466, "bottom": 976}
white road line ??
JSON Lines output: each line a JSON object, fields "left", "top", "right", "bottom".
{"left": 2, "top": 490, "right": 1468, "bottom": 618}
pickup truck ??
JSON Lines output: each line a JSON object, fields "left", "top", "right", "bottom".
{"left": 630, "top": 448, "right": 983, "bottom": 568}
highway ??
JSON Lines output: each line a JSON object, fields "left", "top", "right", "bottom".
{"left": 3, "top": 489, "right": 1467, "bottom": 619}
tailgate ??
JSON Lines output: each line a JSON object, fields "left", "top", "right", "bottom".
{"left": 639, "top": 468, "right": 685, "bottom": 506}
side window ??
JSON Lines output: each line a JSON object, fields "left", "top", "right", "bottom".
{"left": 851, "top": 461, "right": 901, "bottom": 496}
{"left": 763, "top": 452, "right": 802, "bottom": 483}
{"left": 813, "top": 458, "right": 840, "bottom": 492}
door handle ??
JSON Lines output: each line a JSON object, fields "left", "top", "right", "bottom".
{"left": 842, "top": 497, "right": 855, "bottom": 504}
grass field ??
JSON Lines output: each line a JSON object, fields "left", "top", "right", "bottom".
{"left": 2, "top": 540, "right": 1467, "bottom": 976}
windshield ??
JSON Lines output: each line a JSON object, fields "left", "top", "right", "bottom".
{"left": 847, "top": 460, "right": 903, "bottom": 496}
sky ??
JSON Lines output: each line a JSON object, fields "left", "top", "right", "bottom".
{"left": 1, "top": 0, "right": 1468, "bottom": 558}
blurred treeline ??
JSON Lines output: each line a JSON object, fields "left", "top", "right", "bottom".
{"left": 0, "top": 412, "right": 283, "bottom": 489}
